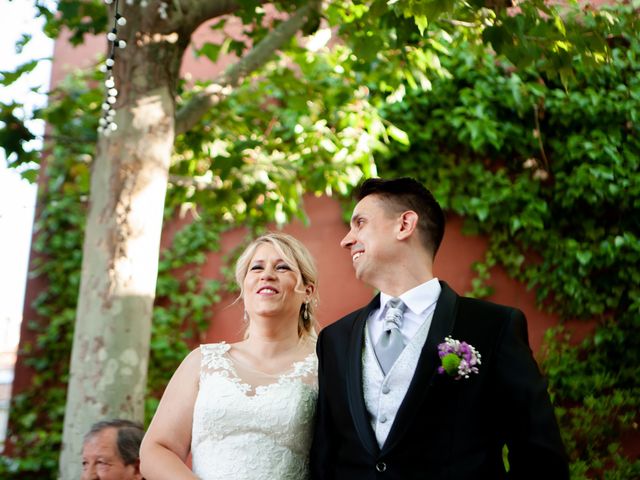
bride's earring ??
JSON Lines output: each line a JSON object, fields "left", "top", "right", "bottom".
{"left": 303, "top": 302, "right": 309, "bottom": 321}
{"left": 244, "top": 309, "right": 249, "bottom": 322}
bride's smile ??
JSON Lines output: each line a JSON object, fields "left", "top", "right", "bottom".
{"left": 243, "top": 243, "right": 307, "bottom": 322}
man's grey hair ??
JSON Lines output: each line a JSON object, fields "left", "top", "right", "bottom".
{"left": 84, "top": 419, "right": 144, "bottom": 465}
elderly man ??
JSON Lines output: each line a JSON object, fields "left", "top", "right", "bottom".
{"left": 81, "top": 419, "right": 144, "bottom": 480}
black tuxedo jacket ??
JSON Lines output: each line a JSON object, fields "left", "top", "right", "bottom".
{"left": 310, "top": 282, "right": 568, "bottom": 480}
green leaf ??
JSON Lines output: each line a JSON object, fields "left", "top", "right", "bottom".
{"left": 576, "top": 251, "right": 592, "bottom": 265}
{"left": 0, "top": 59, "right": 40, "bottom": 85}
{"left": 387, "top": 125, "right": 410, "bottom": 145}
{"left": 414, "top": 15, "right": 428, "bottom": 35}
{"left": 196, "top": 38, "right": 232, "bottom": 63}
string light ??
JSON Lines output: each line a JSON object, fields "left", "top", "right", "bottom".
{"left": 98, "top": 1, "right": 169, "bottom": 135}
{"left": 158, "top": 2, "right": 168, "bottom": 20}
{"left": 98, "top": 0, "right": 126, "bottom": 136}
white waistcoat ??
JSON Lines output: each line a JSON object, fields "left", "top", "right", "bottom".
{"left": 362, "top": 313, "right": 433, "bottom": 448}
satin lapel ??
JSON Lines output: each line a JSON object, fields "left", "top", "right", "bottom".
{"left": 381, "top": 282, "right": 458, "bottom": 454}
{"left": 346, "top": 294, "right": 381, "bottom": 456}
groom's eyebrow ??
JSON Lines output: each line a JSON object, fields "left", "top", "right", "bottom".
{"left": 350, "top": 213, "right": 363, "bottom": 226}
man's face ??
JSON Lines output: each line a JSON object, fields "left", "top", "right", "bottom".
{"left": 81, "top": 427, "right": 141, "bottom": 480}
{"left": 340, "top": 194, "right": 400, "bottom": 287}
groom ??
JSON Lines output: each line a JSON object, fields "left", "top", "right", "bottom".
{"left": 310, "top": 177, "right": 568, "bottom": 479}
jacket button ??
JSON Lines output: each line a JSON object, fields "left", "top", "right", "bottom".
{"left": 376, "top": 461, "right": 387, "bottom": 472}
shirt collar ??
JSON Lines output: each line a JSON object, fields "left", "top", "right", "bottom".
{"left": 380, "top": 277, "right": 441, "bottom": 316}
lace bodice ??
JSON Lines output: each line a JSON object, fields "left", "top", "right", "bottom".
{"left": 191, "top": 343, "right": 318, "bottom": 480}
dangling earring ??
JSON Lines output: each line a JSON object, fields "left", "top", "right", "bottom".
{"left": 244, "top": 309, "right": 249, "bottom": 322}
{"left": 303, "top": 302, "right": 309, "bottom": 321}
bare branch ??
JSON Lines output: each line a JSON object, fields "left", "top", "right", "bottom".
{"left": 175, "top": 0, "right": 320, "bottom": 135}
{"left": 169, "top": 0, "right": 243, "bottom": 33}
{"left": 441, "top": 19, "right": 478, "bottom": 28}
{"left": 168, "top": 174, "right": 223, "bottom": 190}
{"left": 533, "top": 103, "right": 549, "bottom": 173}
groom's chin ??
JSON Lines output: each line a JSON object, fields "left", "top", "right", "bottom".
{"left": 353, "top": 266, "right": 368, "bottom": 284}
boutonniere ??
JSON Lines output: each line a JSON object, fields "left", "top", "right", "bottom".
{"left": 437, "top": 336, "right": 481, "bottom": 380}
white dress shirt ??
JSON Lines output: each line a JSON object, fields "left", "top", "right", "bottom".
{"left": 368, "top": 277, "right": 442, "bottom": 345}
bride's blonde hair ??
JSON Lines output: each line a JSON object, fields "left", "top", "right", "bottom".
{"left": 235, "top": 232, "right": 319, "bottom": 338}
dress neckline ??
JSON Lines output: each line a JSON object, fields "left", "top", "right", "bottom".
{"left": 201, "top": 342, "right": 317, "bottom": 398}
{"left": 224, "top": 347, "right": 316, "bottom": 379}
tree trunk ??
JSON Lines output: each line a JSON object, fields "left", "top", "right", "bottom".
{"left": 58, "top": 11, "right": 188, "bottom": 477}
{"left": 58, "top": 1, "right": 317, "bottom": 476}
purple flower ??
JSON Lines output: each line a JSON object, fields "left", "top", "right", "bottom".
{"left": 437, "top": 336, "right": 481, "bottom": 380}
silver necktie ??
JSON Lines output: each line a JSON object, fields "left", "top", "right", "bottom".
{"left": 374, "top": 298, "right": 407, "bottom": 375}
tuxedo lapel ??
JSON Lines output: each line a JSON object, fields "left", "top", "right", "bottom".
{"left": 381, "top": 282, "right": 459, "bottom": 453}
{"left": 346, "top": 294, "right": 380, "bottom": 456}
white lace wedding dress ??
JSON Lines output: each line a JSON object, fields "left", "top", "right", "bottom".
{"left": 191, "top": 343, "right": 318, "bottom": 480}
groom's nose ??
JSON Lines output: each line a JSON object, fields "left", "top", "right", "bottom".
{"left": 340, "top": 230, "right": 355, "bottom": 249}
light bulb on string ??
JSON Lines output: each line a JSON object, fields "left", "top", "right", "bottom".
{"left": 99, "top": 0, "right": 124, "bottom": 137}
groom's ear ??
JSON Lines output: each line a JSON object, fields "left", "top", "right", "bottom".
{"left": 396, "top": 210, "right": 418, "bottom": 240}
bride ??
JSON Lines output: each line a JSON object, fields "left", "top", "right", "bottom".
{"left": 140, "top": 233, "right": 319, "bottom": 479}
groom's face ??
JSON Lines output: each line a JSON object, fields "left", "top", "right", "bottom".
{"left": 340, "top": 194, "right": 400, "bottom": 287}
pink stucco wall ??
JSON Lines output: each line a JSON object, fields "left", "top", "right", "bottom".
{"left": 163, "top": 195, "right": 581, "bottom": 353}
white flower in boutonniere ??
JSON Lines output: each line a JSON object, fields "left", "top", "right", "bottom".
{"left": 437, "top": 336, "right": 481, "bottom": 380}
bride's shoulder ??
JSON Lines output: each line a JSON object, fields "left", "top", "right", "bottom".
{"left": 197, "top": 342, "right": 232, "bottom": 370}
{"left": 199, "top": 342, "right": 230, "bottom": 355}
{"left": 292, "top": 343, "right": 318, "bottom": 378}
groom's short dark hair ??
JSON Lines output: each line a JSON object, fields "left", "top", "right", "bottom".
{"left": 355, "top": 177, "right": 445, "bottom": 257}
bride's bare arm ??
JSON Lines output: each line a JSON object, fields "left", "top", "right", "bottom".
{"left": 140, "top": 348, "right": 202, "bottom": 480}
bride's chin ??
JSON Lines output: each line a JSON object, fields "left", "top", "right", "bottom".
{"left": 248, "top": 309, "right": 282, "bottom": 319}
